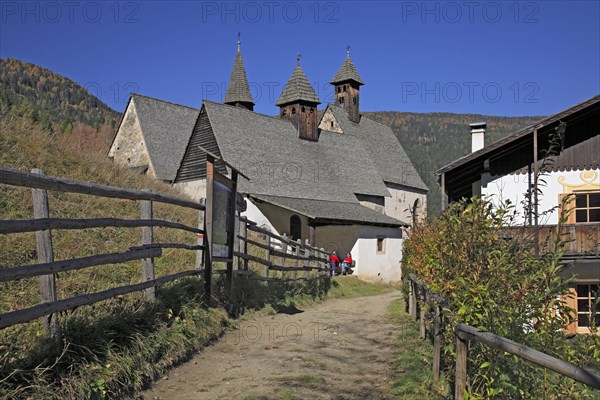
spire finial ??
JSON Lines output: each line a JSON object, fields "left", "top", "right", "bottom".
{"left": 237, "top": 32, "right": 241, "bottom": 52}
{"left": 346, "top": 45, "right": 350, "bottom": 58}
{"left": 297, "top": 52, "right": 302, "bottom": 66}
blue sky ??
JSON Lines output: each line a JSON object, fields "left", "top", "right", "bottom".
{"left": 1, "top": 0, "right": 599, "bottom": 116}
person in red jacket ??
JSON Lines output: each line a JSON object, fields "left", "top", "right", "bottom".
{"left": 341, "top": 253, "right": 353, "bottom": 275}
{"left": 329, "top": 251, "right": 340, "bottom": 276}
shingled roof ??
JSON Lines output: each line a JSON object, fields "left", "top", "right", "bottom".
{"left": 326, "top": 105, "right": 428, "bottom": 191}
{"left": 330, "top": 56, "right": 364, "bottom": 86}
{"left": 275, "top": 65, "right": 321, "bottom": 106}
{"left": 251, "top": 194, "right": 407, "bottom": 227}
{"left": 131, "top": 94, "right": 199, "bottom": 181}
{"left": 224, "top": 50, "right": 255, "bottom": 106}
{"left": 202, "top": 101, "right": 390, "bottom": 202}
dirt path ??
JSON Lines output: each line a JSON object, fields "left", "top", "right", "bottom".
{"left": 140, "top": 290, "right": 401, "bottom": 400}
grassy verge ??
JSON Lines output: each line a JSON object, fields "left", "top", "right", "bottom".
{"left": 387, "top": 298, "right": 449, "bottom": 399}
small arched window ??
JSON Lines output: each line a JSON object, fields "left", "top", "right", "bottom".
{"left": 292, "top": 107, "right": 296, "bottom": 114}
{"left": 301, "top": 106, "right": 306, "bottom": 113}
{"left": 343, "top": 85, "right": 347, "bottom": 92}
{"left": 290, "top": 215, "right": 301, "bottom": 241}
{"left": 353, "top": 96, "right": 357, "bottom": 104}
{"left": 339, "top": 97, "right": 344, "bottom": 104}
{"left": 282, "top": 109, "right": 287, "bottom": 116}
{"left": 330, "top": 121, "right": 334, "bottom": 128}
{"left": 337, "top": 87, "right": 341, "bottom": 93}
{"left": 310, "top": 108, "right": 314, "bottom": 113}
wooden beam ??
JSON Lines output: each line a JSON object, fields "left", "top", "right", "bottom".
{"left": 0, "top": 270, "right": 199, "bottom": 329}
{"left": 0, "top": 217, "right": 204, "bottom": 235}
{"left": 0, "top": 166, "right": 204, "bottom": 210}
{"left": 456, "top": 323, "right": 600, "bottom": 389}
{"left": 1, "top": 248, "right": 162, "bottom": 282}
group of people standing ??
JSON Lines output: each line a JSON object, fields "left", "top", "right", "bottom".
{"left": 328, "top": 251, "right": 353, "bottom": 276}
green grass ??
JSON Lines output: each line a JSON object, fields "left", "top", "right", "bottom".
{"left": 387, "top": 299, "right": 449, "bottom": 399}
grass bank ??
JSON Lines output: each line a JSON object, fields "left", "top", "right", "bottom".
{"left": 387, "top": 298, "right": 449, "bottom": 399}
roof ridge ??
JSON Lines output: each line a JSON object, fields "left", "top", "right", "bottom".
{"left": 203, "top": 99, "right": 294, "bottom": 123}
{"left": 131, "top": 93, "right": 198, "bottom": 111}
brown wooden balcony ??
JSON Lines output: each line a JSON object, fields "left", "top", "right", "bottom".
{"left": 507, "top": 223, "right": 600, "bottom": 259}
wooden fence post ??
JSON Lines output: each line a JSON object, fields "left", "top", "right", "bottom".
{"left": 238, "top": 218, "right": 248, "bottom": 271}
{"left": 455, "top": 334, "right": 469, "bottom": 400}
{"left": 292, "top": 239, "right": 301, "bottom": 280}
{"left": 433, "top": 304, "right": 441, "bottom": 383}
{"left": 140, "top": 194, "right": 155, "bottom": 299}
{"left": 264, "top": 235, "right": 271, "bottom": 278}
{"left": 419, "top": 288, "right": 427, "bottom": 339}
{"left": 304, "top": 239, "right": 310, "bottom": 279}
{"left": 409, "top": 281, "right": 417, "bottom": 321}
{"left": 280, "top": 233, "right": 288, "bottom": 279}
{"left": 31, "top": 168, "right": 60, "bottom": 340}
{"left": 195, "top": 206, "right": 204, "bottom": 270}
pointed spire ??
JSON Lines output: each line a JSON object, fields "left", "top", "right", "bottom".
{"left": 330, "top": 51, "right": 364, "bottom": 86}
{"left": 237, "top": 32, "right": 241, "bottom": 52}
{"left": 224, "top": 34, "right": 254, "bottom": 109}
{"left": 275, "top": 63, "right": 320, "bottom": 106}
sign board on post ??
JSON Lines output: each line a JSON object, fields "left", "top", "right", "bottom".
{"left": 203, "top": 153, "right": 238, "bottom": 306}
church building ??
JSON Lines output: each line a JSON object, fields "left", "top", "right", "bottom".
{"left": 109, "top": 39, "right": 428, "bottom": 282}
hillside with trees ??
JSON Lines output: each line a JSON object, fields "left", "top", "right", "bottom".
{"left": 0, "top": 58, "right": 120, "bottom": 134}
{"left": 365, "top": 111, "right": 543, "bottom": 216}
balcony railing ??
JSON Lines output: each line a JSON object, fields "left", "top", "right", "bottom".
{"left": 508, "top": 223, "right": 600, "bottom": 258}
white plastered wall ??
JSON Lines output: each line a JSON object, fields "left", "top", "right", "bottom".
{"left": 482, "top": 169, "right": 600, "bottom": 225}
{"left": 384, "top": 183, "right": 427, "bottom": 224}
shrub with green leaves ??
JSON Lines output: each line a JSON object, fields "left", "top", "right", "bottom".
{"left": 403, "top": 196, "right": 599, "bottom": 399}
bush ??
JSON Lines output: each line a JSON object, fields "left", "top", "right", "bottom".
{"left": 403, "top": 196, "right": 599, "bottom": 399}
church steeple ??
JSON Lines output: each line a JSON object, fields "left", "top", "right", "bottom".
{"left": 224, "top": 33, "right": 255, "bottom": 111}
{"left": 330, "top": 47, "right": 363, "bottom": 123}
{"left": 276, "top": 54, "right": 321, "bottom": 141}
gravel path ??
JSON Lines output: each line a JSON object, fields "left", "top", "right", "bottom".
{"left": 140, "top": 290, "right": 401, "bottom": 400}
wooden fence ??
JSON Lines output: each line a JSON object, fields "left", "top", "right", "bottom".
{"left": 235, "top": 215, "right": 330, "bottom": 282}
{"left": 0, "top": 167, "right": 330, "bottom": 340}
{"left": 407, "top": 273, "right": 600, "bottom": 398}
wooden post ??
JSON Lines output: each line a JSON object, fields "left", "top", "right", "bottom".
{"left": 533, "top": 128, "right": 540, "bottom": 257}
{"left": 280, "top": 233, "right": 287, "bottom": 279}
{"left": 195, "top": 207, "right": 204, "bottom": 270}
{"left": 31, "top": 169, "right": 60, "bottom": 340}
{"left": 409, "top": 280, "right": 417, "bottom": 321}
{"left": 455, "top": 335, "right": 469, "bottom": 400}
{"left": 140, "top": 195, "right": 155, "bottom": 299}
{"left": 292, "top": 239, "right": 301, "bottom": 279}
{"left": 304, "top": 239, "right": 310, "bottom": 279}
{"left": 419, "top": 288, "right": 426, "bottom": 339}
{"left": 203, "top": 155, "right": 215, "bottom": 307}
{"left": 233, "top": 212, "right": 240, "bottom": 269}
{"left": 433, "top": 304, "right": 441, "bottom": 383}
{"left": 440, "top": 172, "right": 446, "bottom": 211}
{"left": 225, "top": 171, "right": 238, "bottom": 298}
{"left": 264, "top": 235, "right": 271, "bottom": 278}
{"left": 241, "top": 219, "right": 248, "bottom": 271}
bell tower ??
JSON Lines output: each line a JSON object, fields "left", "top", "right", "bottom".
{"left": 330, "top": 46, "right": 364, "bottom": 123}
{"left": 276, "top": 54, "right": 321, "bottom": 141}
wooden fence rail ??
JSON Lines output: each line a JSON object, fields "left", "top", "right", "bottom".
{"left": 407, "top": 274, "right": 600, "bottom": 398}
